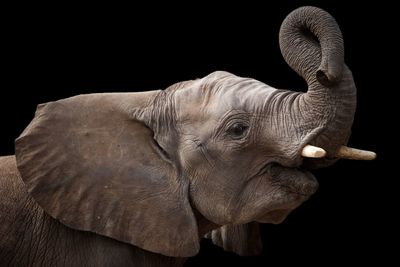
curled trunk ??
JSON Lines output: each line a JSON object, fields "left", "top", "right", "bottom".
{"left": 279, "top": 6, "right": 357, "bottom": 167}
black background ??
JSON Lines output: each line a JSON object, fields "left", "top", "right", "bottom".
{"left": 1, "top": 1, "right": 396, "bottom": 266}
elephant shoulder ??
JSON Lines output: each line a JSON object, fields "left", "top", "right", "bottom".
{"left": 0, "top": 155, "right": 18, "bottom": 174}
{"left": 0, "top": 155, "right": 41, "bottom": 257}
{"left": 0, "top": 155, "right": 29, "bottom": 204}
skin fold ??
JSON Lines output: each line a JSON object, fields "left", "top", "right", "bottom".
{"left": 0, "top": 6, "right": 358, "bottom": 267}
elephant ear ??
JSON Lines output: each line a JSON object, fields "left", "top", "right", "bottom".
{"left": 15, "top": 93, "right": 199, "bottom": 257}
{"left": 205, "top": 223, "right": 262, "bottom": 256}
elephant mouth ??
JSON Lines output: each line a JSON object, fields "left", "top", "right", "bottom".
{"left": 255, "top": 189, "right": 311, "bottom": 224}
{"left": 255, "top": 188, "right": 312, "bottom": 224}
{"left": 254, "top": 163, "right": 318, "bottom": 224}
{"left": 265, "top": 162, "right": 319, "bottom": 197}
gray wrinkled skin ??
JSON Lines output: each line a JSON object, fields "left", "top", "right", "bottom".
{"left": 0, "top": 6, "right": 358, "bottom": 267}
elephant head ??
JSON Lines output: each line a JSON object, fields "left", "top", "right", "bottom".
{"left": 14, "top": 6, "right": 375, "bottom": 258}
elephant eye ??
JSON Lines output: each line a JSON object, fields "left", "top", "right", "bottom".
{"left": 227, "top": 122, "right": 249, "bottom": 138}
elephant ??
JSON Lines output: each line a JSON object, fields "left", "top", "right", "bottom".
{"left": 0, "top": 6, "right": 375, "bottom": 267}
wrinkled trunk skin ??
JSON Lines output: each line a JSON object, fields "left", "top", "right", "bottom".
{"left": 279, "top": 6, "right": 357, "bottom": 168}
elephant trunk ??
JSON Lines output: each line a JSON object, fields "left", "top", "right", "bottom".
{"left": 279, "top": 6, "right": 345, "bottom": 88}
{"left": 279, "top": 6, "right": 357, "bottom": 167}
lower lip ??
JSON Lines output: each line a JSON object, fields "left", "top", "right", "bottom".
{"left": 257, "top": 209, "right": 291, "bottom": 224}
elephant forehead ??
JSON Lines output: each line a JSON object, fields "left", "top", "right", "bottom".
{"left": 175, "top": 72, "right": 275, "bottom": 122}
{"left": 202, "top": 72, "right": 275, "bottom": 112}
{"left": 217, "top": 83, "right": 275, "bottom": 111}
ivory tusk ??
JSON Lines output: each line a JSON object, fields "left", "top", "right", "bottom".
{"left": 336, "top": 146, "right": 376, "bottom": 160}
{"left": 301, "top": 145, "right": 327, "bottom": 158}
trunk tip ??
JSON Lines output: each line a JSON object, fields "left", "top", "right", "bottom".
{"left": 316, "top": 68, "right": 341, "bottom": 87}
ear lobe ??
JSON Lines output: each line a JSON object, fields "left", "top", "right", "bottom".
{"left": 205, "top": 223, "right": 262, "bottom": 256}
{"left": 15, "top": 93, "right": 199, "bottom": 257}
